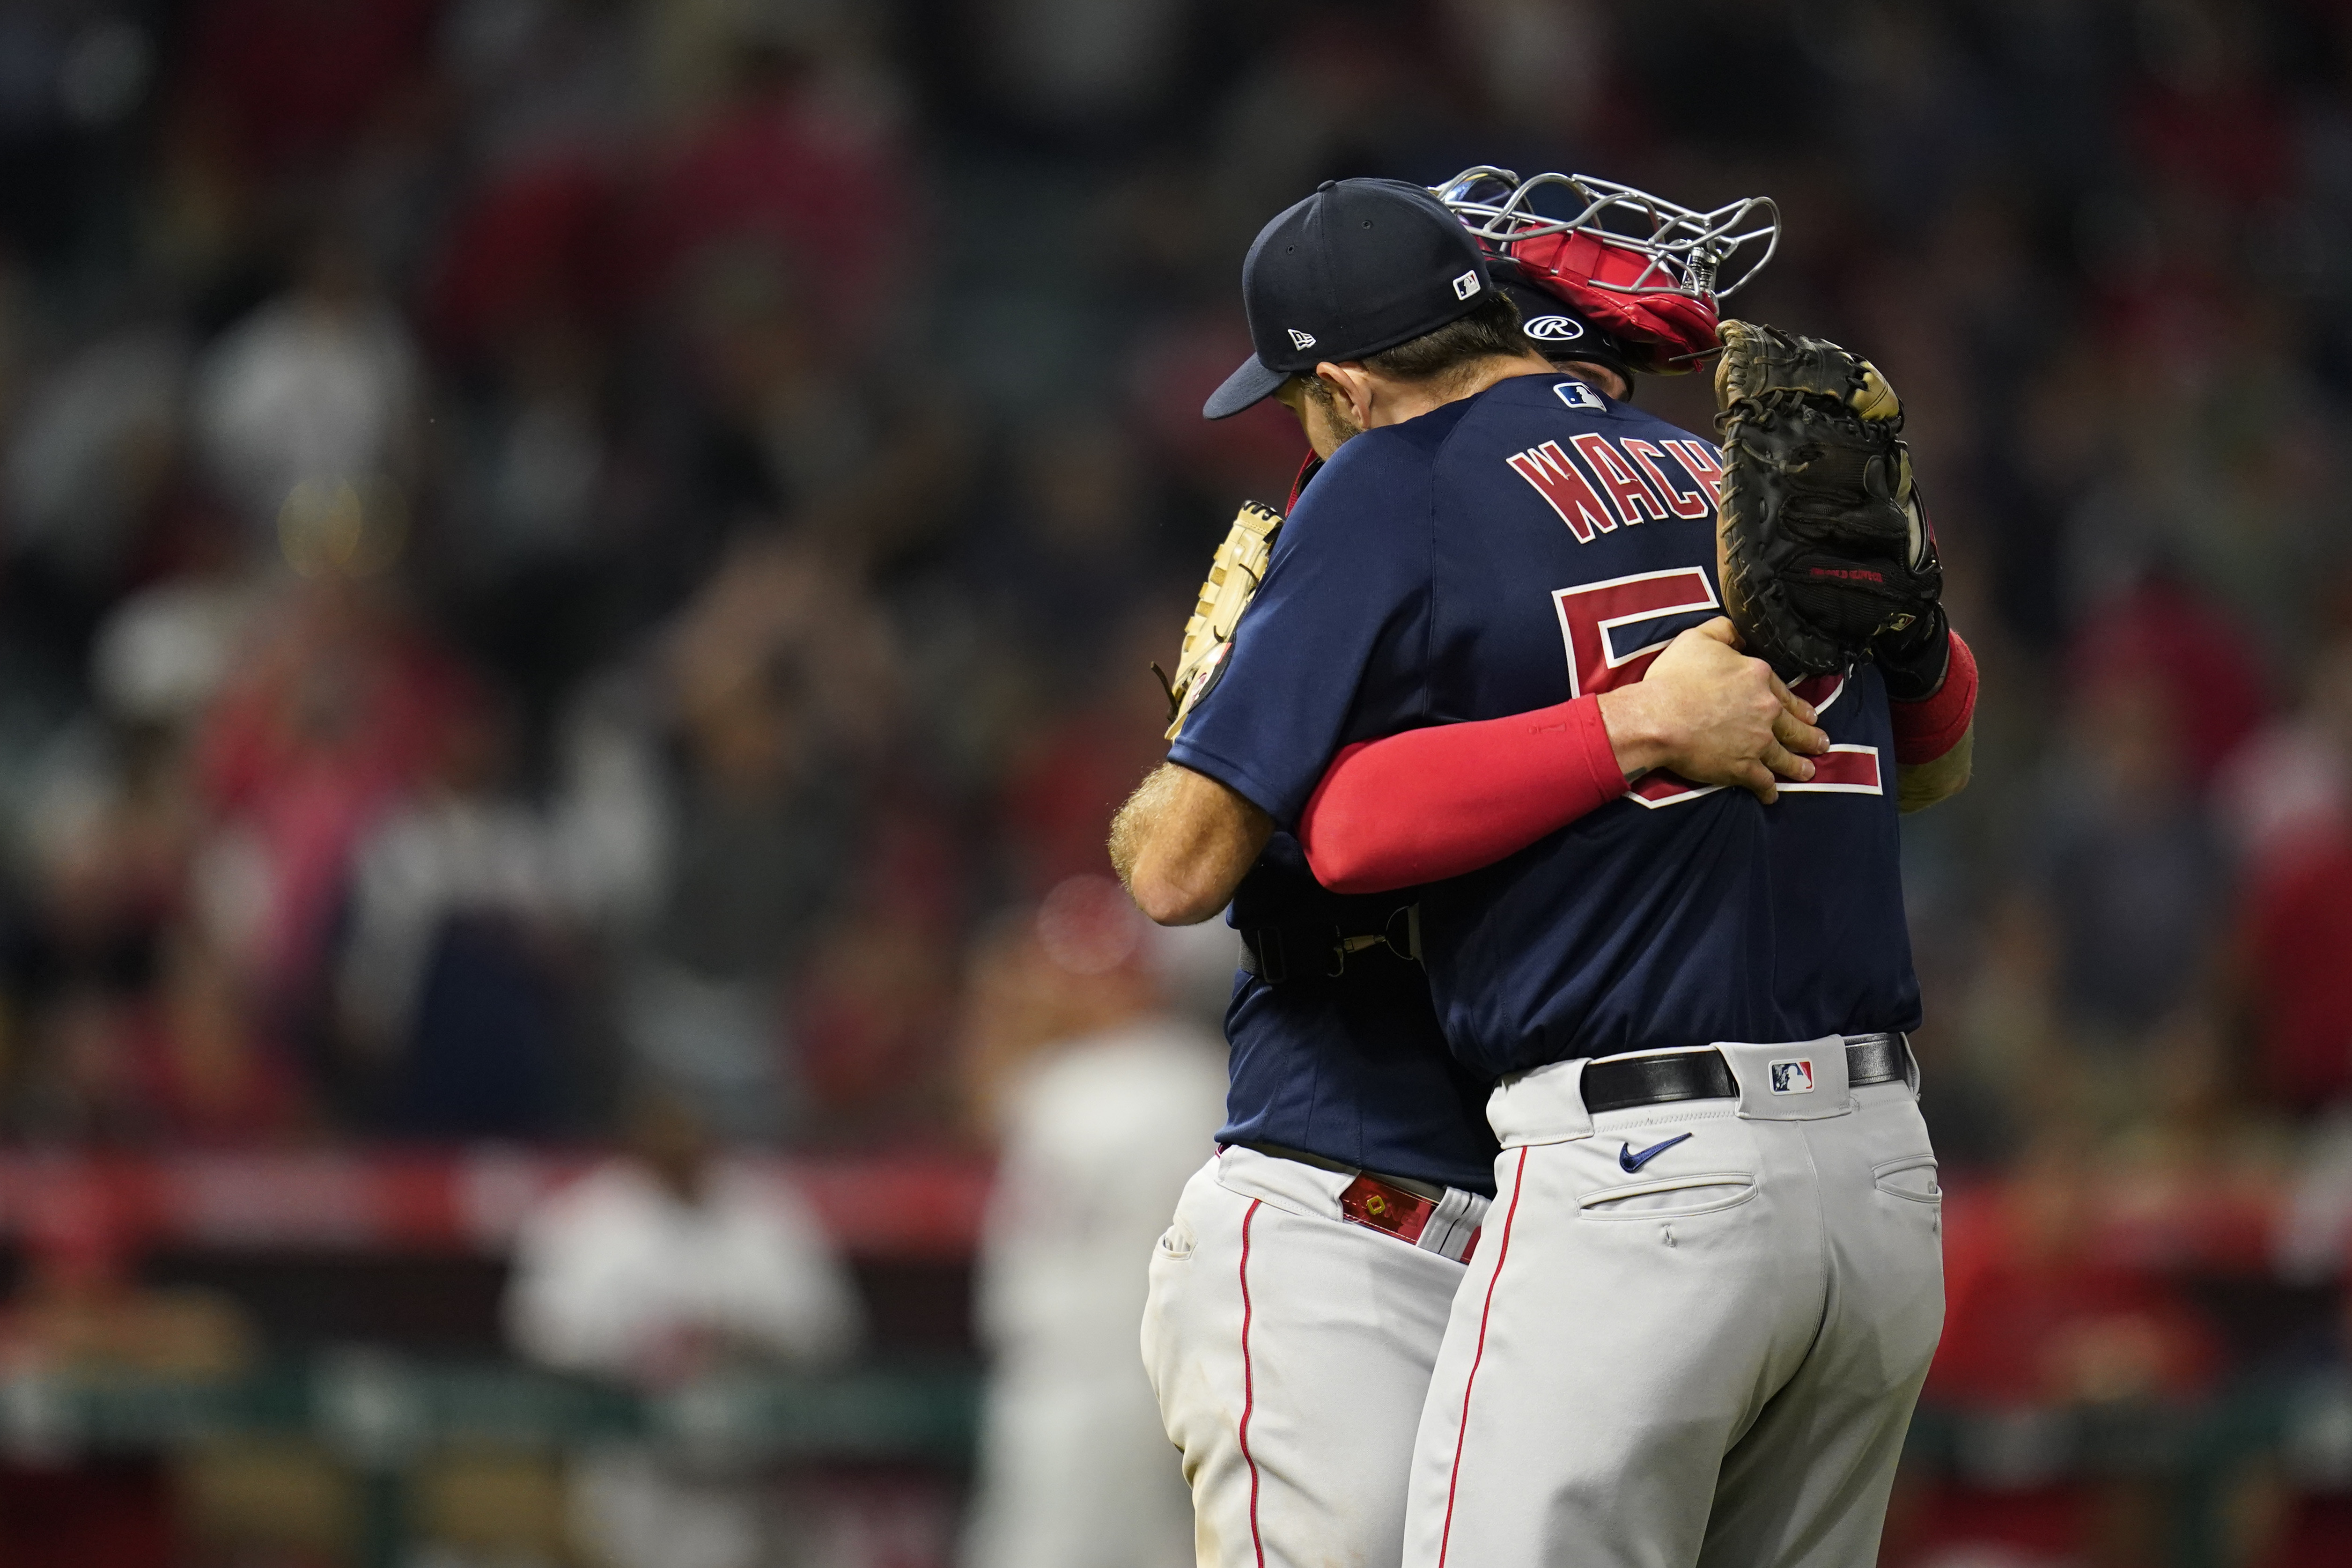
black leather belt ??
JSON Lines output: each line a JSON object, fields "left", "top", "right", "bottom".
{"left": 1239, "top": 905, "right": 1421, "bottom": 983}
{"left": 1237, "top": 1140, "right": 1448, "bottom": 1203}
{"left": 1580, "top": 1033, "right": 1911, "bottom": 1115}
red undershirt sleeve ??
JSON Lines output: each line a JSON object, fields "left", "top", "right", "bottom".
{"left": 1298, "top": 695, "right": 1629, "bottom": 896}
{"left": 1298, "top": 631, "right": 1978, "bottom": 897}
{"left": 1888, "top": 630, "right": 1976, "bottom": 766}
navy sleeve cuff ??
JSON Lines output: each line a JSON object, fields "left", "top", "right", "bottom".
{"left": 1166, "top": 739, "right": 1300, "bottom": 830}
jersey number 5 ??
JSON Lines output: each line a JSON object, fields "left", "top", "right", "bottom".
{"left": 1552, "top": 567, "right": 1882, "bottom": 808}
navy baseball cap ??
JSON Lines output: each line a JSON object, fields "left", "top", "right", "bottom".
{"left": 1203, "top": 177, "right": 1495, "bottom": 420}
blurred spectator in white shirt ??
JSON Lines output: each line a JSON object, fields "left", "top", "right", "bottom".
{"left": 958, "top": 875, "right": 1226, "bottom": 1568}
{"left": 194, "top": 227, "right": 420, "bottom": 538}
{"left": 506, "top": 1090, "right": 861, "bottom": 1568}
{"left": 508, "top": 1089, "right": 859, "bottom": 1384}
{"left": 337, "top": 696, "right": 579, "bottom": 1136}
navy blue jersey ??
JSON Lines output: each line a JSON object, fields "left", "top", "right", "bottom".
{"left": 1213, "top": 831, "right": 1499, "bottom": 1194}
{"left": 1171, "top": 373, "right": 1921, "bottom": 1084}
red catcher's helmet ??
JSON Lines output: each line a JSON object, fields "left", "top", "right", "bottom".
{"left": 1431, "top": 167, "right": 1779, "bottom": 375}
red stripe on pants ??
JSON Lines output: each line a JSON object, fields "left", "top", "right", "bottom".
{"left": 1439, "top": 1147, "right": 1528, "bottom": 1568}
{"left": 1239, "top": 1198, "right": 1266, "bottom": 1568}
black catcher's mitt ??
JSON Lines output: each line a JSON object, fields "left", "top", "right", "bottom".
{"left": 1713, "top": 320, "right": 1942, "bottom": 681}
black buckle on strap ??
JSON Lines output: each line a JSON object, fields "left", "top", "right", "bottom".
{"left": 1328, "top": 904, "right": 1422, "bottom": 976}
{"left": 1249, "top": 927, "right": 1290, "bottom": 984}
{"left": 1241, "top": 905, "right": 1421, "bottom": 984}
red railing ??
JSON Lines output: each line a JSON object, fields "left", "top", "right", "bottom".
{"left": 0, "top": 1149, "right": 996, "bottom": 1260}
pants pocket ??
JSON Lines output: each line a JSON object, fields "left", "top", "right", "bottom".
{"left": 1872, "top": 1154, "right": 1941, "bottom": 1205}
{"left": 1578, "top": 1170, "right": 1758, "bottom": 1220}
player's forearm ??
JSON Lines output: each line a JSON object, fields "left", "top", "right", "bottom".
{"left": 1111, "top": 763, "right": 1273, "bottom": 924}
{"left": 1886, "top": 629, "right": 1976, "bottom": 812}
{"left": 1895, "top": 724, "right": 1973, "bottom": 813}
{"left": 1887, "top": 630, "right": 1976, "bottom": 766}
{"left": 1106, "top": 767, "right": 1159, "bottom": 891}
{"left": 1299, "top": 699, "right": 1628, "bottom": 895}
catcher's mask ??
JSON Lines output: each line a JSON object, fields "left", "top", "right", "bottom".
{"left": 1433, "top": 167, "right": 1779, "bottom": 375}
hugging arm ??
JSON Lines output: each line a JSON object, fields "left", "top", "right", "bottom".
{"left": 1111, "top": 763, "right": 1273, "bottom": 925}
{"left": 1299, "top": 618, "right": 1828, "bottom": 895}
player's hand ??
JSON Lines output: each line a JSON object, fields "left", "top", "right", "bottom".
{"left": 1597, "top": 618, "right": 1829, "bottom": 804}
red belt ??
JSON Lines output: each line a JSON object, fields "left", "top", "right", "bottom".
{"left": 1341, "top": 1171, "right": 1480, "bottom": 1262}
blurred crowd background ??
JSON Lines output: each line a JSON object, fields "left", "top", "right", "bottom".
{"left": 0, "top": 0, "right": 2347, "bottom": 1564}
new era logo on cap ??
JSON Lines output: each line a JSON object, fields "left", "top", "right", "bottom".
{"left": 1202, "top": 179, "right": 1494, "bottom": 420}
{"left": 1769, "top": 1059, "right": 1815, "bottom": 1094}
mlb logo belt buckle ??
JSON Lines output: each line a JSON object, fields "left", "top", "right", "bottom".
{"left": 1768, "top": 1058, "right": 1816, "bottom": 1095}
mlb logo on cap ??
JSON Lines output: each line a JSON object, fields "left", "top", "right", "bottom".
{"left": 1769, "top": 1059, "right": 1815, "bottom": 1095}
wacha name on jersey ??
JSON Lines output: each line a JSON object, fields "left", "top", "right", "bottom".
{"left": 1504, "top": 426, "right": 1722, "bottom": 545}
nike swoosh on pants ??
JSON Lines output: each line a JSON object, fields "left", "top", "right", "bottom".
{"left": 1617, "top": 1133, "right": 1693, "bottom": 1172}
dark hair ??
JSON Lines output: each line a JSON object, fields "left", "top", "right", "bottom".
{"left": 1295, "top": 371, "right": 1342, "bottom": 419}
{"left": 1364, "top": 290, "right": 1535, "bottom": 382}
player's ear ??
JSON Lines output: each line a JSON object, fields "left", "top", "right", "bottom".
{"left": 1316, "top": 362, "right": 1375, "bottom": 431}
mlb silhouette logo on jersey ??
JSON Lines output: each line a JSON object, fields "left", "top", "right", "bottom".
{"left": 1769, "top": 1059, "right": 1816, "bottom": 1095}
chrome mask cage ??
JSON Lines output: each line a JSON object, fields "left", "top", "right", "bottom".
{"left": 1431, "top": 166, "right": 1780, "bottom": 301}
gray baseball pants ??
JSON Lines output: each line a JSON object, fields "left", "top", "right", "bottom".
{"left": 1401, "top": 1037, "right": 1946, "bottom": 1568}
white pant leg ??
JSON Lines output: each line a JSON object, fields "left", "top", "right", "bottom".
{"left": 1699, "top": 1079, "right": 1945, "bottom": 1568}
{"left": 963, "top": 1360, "right": 1194, "bottom": 1568}
{"left": 1143, "top": 1149, "right": 1484, "bottom": 1568}
{"left": 1401, "top": 1044, "right": 1945, "bottom": 1568}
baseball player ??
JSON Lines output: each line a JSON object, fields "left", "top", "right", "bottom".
{"left": 1125, "top": 173, "right": 1973, "bottom": 1567}
{"left": 1115, "top": 175, "right": 1824, "bottom": 1568}
{"left": 1117, "top": 422, "right": 1500, "bottom": 1568}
